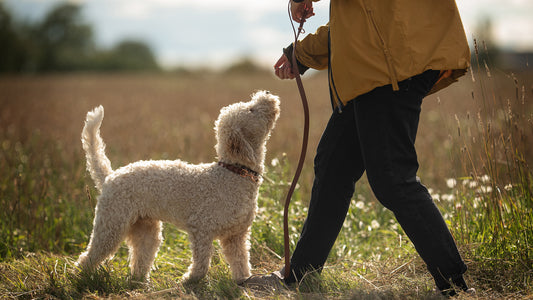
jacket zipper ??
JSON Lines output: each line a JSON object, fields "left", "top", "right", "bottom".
{"left": 365, "top": 3, "right": 400, "bottom": 91}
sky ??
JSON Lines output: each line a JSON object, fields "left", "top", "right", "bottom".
{"left": 3, "top": 0, "right": 533, "bottom": 69}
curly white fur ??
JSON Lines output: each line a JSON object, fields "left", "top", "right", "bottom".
{"left": 76, "top": 91, "right": 280, "bottom": 283}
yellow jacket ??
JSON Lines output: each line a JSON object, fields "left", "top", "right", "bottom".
{"left": 295, "top": 0, "right": 471, "bottom": 107}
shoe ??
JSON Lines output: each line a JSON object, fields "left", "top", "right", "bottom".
{"left": 241, "top": 270, "right": 287, "bottom": 291}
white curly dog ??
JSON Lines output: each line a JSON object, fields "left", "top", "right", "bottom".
{"left": 76, "top": 91, "right": 280, "bottom": 284}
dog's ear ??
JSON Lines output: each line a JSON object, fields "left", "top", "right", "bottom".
{"left": 228, "top": 129, "right": 256, "bottom": 163}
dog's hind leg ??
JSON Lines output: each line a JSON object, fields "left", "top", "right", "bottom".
{"left": 126, "top": 218, "right": 163, "bottom": 281}
{"left": 220, "top": 230, "right": 251, "bottom": 283}
{"left": 77, "top": 205, "right": 130, "bottom": 271}
{"left": 183, "top": 230, "right": 213, "bottom": 282}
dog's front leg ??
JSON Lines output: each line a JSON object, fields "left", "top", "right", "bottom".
{"left": 183, "top": 231, "right": 213, "bottom": 282}
{"left": 220, "top": 230, "right": 252, "bottom": 284}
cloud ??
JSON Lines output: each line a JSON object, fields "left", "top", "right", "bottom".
{"left": 494, "top": 17, "right": 533, "bottom": 51}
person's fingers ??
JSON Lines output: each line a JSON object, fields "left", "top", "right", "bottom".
{"left": 282, "top": 65, "right": 295, "bottom": 79}
{"left": 291, "top": 0, "right": 314, "bottom": 22}
{"left": 274, "top": 55, "right": 288, "bottom": 69}
{"left": 291, "top": 2, "right": 304, "bottom": 22}
{"left": 275, "top": 64, "right": 293, "bottom": 80}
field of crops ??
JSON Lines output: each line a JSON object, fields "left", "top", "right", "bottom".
{"left": 0, "top": 68, "right": 532, "bottom": 299}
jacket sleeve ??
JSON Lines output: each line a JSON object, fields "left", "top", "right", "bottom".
{"left": 294, "top": 24, "right": 329, "bottom": 71}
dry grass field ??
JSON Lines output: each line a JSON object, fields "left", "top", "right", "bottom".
{"left": 0, "top": 68, "right": 532, "bottom": 299}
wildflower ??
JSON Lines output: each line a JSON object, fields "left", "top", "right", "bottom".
{"left": 271, "top": 158, "right": 279, "bottom": 167}
{"left": 446, "top": 178, "right": 457, "bottom": 188}
{"left": 371, "top": 220, "right": 380, "bottom": 229}
{"left": 504, "top": 184, "right": 513, "bottom": 191}
{"left": 431, "top": 193, "right": 441, "bottom": 201}
{"left": 480, "top": 174, "right": 490, "bottom": 183}
{"left": 468, "top": 180, "right": 478, "bottom": 189}
{"left": 441, "top": 194, "right": 456, "bottom": 202}
{"left": 473, "top": 196, "right": 481, "bottom": 209}
{"left": 477, "top": 186, "right": 493, "bottom": 194}
{"left": 355, "top": 201, "right": 365, "bottom": 210}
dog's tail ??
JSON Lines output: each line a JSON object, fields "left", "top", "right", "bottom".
{"left": 81, "top": 105, "right": 113, "bottom": 192}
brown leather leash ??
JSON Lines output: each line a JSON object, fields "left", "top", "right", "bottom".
{"left": 283, "top": 1, "right": 310, "bottom": 280}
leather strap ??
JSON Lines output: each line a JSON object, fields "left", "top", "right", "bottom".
{"left": 283, "top": 1, "right": 310, "bottom": 279}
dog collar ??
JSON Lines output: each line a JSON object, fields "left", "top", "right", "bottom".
{"left": 218, "top": 161, "right": 261, "bottom": 183}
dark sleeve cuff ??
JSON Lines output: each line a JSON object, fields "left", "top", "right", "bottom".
{"left": 283, "top": 43, "right": 309, "bottom": 75}
{"left": 292, "top": 0, "right": 305, "bottom": 2}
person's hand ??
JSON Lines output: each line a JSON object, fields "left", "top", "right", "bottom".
{"left": 274, "top": 54, "right": 296, "bottom": 80}
{"left": 291, "top": 0, "right": 314, "bottom": 23}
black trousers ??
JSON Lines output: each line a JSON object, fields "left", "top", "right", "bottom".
{"left": 286, "top": 70, "right": 467, "bottom": 287}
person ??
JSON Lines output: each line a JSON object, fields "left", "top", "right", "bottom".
{"left": 244, "top": 0, "right": 474, "bottom": 297}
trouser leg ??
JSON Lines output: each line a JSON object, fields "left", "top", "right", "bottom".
{"left": 287, "top": 100, "right": 364, "bottom": 283}
{"left": 353, "top": 70, "right": 467, "bottom": 289}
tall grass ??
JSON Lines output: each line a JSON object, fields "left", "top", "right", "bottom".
{"left": 0, "top": 127, "right": 93, "bottom": 259}
{"left": 447, "top": 40, "right": 532, "bottom": 263}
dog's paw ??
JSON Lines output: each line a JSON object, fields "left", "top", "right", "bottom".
{"left": 182, "top": 271, "right": 205, "bottom": 283}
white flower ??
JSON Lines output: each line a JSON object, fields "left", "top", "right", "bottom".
{"left": 371, "top": 220, "right": 380, "bottom": 229}
{"left": 468, "top": 181, "right": 478, "bottom": 189}
{"left": 477, "top": 186, "right": 493, "bottom": 194}
{"left": 480, "top": 174, "right": 491, "bottom": 183}
{"left": 271, "top": 158, "right": 279, "bottom": 167}
{"left": 442, "top": 194, "right": 456, "bottom": 202}
{"left": 355, "top": 201, "right": 365, "bottom": 210}
{"left": 504, "top": 184, "right": 513, "bottom": 191}
{"left": 473, "top": 196, "right": 481, "bottom": 209}
{"left": 446, "top": 178, "right": 457, "bottom": 188}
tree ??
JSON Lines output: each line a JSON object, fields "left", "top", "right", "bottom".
{"left": 34, "top": 3, "right": 95, "bottom": 71}
{"left": 0, "top": 2, "right": 159, "bottom": 73}
{"left": 0, "top": 3, "right": 27, "bottom": 72}
{"left": 103, "top": 40, "right": 159, "bottom": 71}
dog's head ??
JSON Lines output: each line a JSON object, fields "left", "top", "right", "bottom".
{"left": 215, "top": 90, "right": 280, "bottom": 170}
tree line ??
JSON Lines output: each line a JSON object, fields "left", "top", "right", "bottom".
{"left": 0, "top": 2, "right": 160, "bottom": 73}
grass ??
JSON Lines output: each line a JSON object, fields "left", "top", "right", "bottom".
{"left": 0, "top": 60, "right": 532, "bottom": 299}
